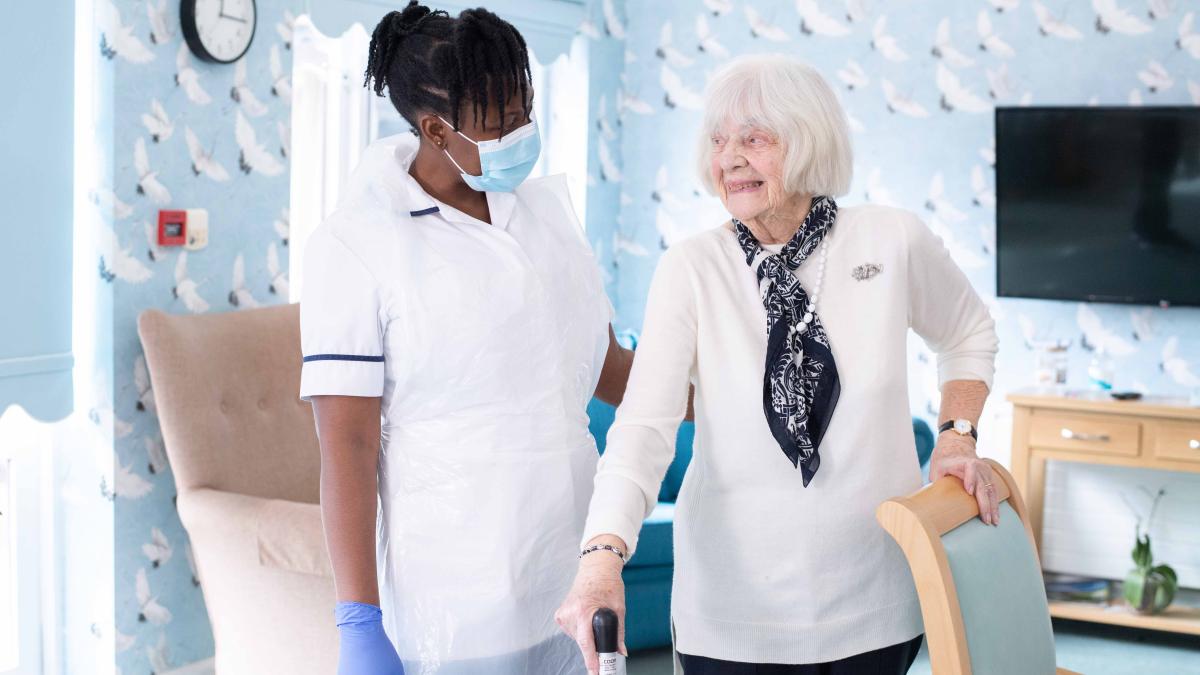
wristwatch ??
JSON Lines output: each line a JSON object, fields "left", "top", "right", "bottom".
{"left": 938, "top": 418, "right": 978, "bottom": 441}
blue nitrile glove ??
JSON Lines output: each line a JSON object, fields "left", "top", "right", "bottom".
{"left": 335, "top": 601, "right": 405, "bottom": 675}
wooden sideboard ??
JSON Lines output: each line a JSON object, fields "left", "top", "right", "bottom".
{"left": 1009, "top": 389, "right": 1200, "bottom": 636}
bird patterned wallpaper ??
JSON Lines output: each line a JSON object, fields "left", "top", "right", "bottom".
{"left": 91, "top": 0, "right": 301, "bottom": 671}
{"left": 80, "top": 0, "right": 1198, "bottom": 671}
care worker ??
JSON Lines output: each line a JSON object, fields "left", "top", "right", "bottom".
{"left": 298, "top": 4, "right": 632, "bottom": 673}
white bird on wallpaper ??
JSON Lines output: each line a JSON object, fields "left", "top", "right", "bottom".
{"left": 1077, "top": 304, "right": 1137, "bottom": 356}
{"left": 980, "top": 138, "right": 996, "bottom": 166}
{"left": 98, "top": 0, "right": 155, "bottom": 64}
{"left": 116, "top": 630, "right": 136, "bottom": 654}
{"left": 172, "top": 251, "right": 210, "bottom": 314}
{"left": 844, "top": 0, "right": 868, "bottom": 24}
{"left": 871, "top": 16, "right": 909, "bottom": 62}
{"left": 146, "top": 0, "right": 173, "bottom": 46}
{"left": 796, "top": 0, "right": 851, "bottom": 37}
{"left": 598, "top": 136, "right": 622, "bottom": 182}
{"left": 90, "top": 393, "right": 134, "bottom": 439}
{"left": 133, "top": 354, "right": 155, "bottom": 413}
{"left": 986, "top": 63, "right": 1014, "bottom": 100}
{"left": 270, "top": 45, "right": 292, "bottom": 104}
{"left": 1137, "top": 60, "right": 1174, "bottom": 91}
{"left": 134, "top": 137, "right": 172, "bottom": 205}
{"left": 184, "top": 127, "right": 231, "bottom": 182}
{"left": 142, "top": 527, "right": 173, "bottom": 569}
{"left": 116, "top": 460, "right": 154, "bottom": 500}
{"left": 656, "top": 22, "right": 696, "bottom": 68}
{"left": 745, "top": 6, "right": 791, "bottom": 42}
{"left": 696, "top": 14, "right": 731, "bottom": 59}
{"left": 977, "top": 11, "right": 1016, "bottom": 58}
{"left": 90, "top": 187, "right": 134, "bottom": 221}
{"left": 1130, "top": 308, "right": 1154, "bottom": 342}
{"left": 881, "top": 79, "right": 929, "bottom": 118}
{"left": 1033, "top": 2, "right": 1084, "bottom": 40}
{"left": 146, "top": 632, "right": 172, "bottom": 674}
{"left": 864, "top": 167, "right": 899, "bottom": 207}
{"left": 603, "top": 0, "right": 626, "bottom": 40}
{"left": 844, "top": 110, "right": 866, "bottom": 133}
{"left": 577, "top": 18, "right": 601, "bottom": 40}
{"left": 1178, "top": 13, "right": 1200, "bottom": 57}
{"left": 185, "top": 543, "right": 201, "bottom": 587}
{"left": 936, "top": 63, "right": 991, "bottom": 113}
{"left": 970, "top": 165, "right": 995, "bottom": 208}
{"left": 1129, "top": 88, "right": 1144, "bottom": 105}
{"left": 145, "top": 434, "right": 168, "bottom": 475}
{"left": 652, "top": 166, "right": 687, "bottom": 213}
{"left": 614, "top": 231, "right": 649, "bottom": 258}
{"left": 1189, "top": 79, "right": 1200, "bottom": 104}
{"left": 618, "top": 89, "right": 654, "bottom": 117}
{"left": 135, "top": 568, "right": 173, "bottom": 625}
{"left": 143, "top": 220, "right": 164, "bottom": 262}
{"left": 1161, "top": 336, "right": 1200, "bottom": 387}
{"left": 229, "top": 253, "right": 260, "bottom": 308}
{"left": 836, "top": 59, "right": 869, "bottom": 90}
{"left": 1148, "top": 0, "right": 1174, "bottom": 21}
{"left": 140, "top": 98, "right": 174, "bottom": 143}
{"left": 235, "top": 110, "right": 285, "bottom": 177}
{"left": 231, "top": 59, "right": 269, "bottom": 117}
{"left": 704, "top": 0, "right": 734, "bottom": 16}
{"left": 267, "top": 243, "right": 289, "bottom": 297}
{"left": 274, "top": 208, "right": 290, "bottom": 246}
{"left": 927, "top": 216, "right": 988, "bottom": 269}
{"left": 978, "top": 221, "right": 996, "bottom": 255}
{"left": 277, "top": 120, "right": 291, "bottom": 160}
{"left": 277, "top": 10, "right": 296, "bottom": 50}
{"left": 595, "top": 95, "right": 618, "bottom": 141}
{"left": 932, "top": 18, "right": 976, "bottom": 69}
{"left": 1093, "top": 0, "right": 1153, "bottom": 35}
{"left": 925, "top": 172, "right": 969, "bottom": 223}
{"left": 661, "top": 64, "right": 705, "bottom": 110}
{"left": 174, "top": 43, "right": 212, "bottom": 105}
{"left": 986, "top": 0, "right": 1020, "bottom": 12}
{"left": 99, "top": 224, "right": 153, "bottom": 284}
{"left": 656, "top": 207, "right": 692, "bottom": 249}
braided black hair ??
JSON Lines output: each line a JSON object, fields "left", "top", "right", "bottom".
{"left": 365, "top": 2, "right": 533, "bottom": 136}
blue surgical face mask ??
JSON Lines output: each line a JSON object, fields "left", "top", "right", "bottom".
{"left": 438, "top": 115, "right": 541, "bottom": 192}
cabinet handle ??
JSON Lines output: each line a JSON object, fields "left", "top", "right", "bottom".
{"left": 1061, "top": 428, "right": 1110, "bottom": 442}
{"left": 1190, "top": 439, "right": 1199, "bottom": 450}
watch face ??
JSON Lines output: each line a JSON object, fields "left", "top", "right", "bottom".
{"left": 189, "top": 0, "right": 256, "bottom": 63}
{"left": 954, "top": 419, "right": 972, "bottom": 435}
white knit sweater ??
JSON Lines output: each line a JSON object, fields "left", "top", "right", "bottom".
{"left": 581, "top": 205, "right": 998, "bottom": 664}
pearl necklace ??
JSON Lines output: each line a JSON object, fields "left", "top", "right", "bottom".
{"left": 793, "top": 237, "right": 829, "bottom": 335}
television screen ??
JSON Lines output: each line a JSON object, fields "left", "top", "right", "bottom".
{"left": 995, "top": 106, "right": 1200, "bottom": 307}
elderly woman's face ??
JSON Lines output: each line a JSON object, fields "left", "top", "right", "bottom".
{"left": 709, "top": 119, "right": 786, "bottom": 222}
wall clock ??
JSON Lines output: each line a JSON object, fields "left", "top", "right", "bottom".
{"left": 181, "top": 0, "right": 257, "bottom": 64}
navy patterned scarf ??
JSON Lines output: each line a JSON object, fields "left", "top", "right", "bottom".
{"left": 733, "top": 196, "right": 840, "bottom": 487}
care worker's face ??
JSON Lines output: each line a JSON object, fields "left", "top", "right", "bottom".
{"left": 709, "top": 118, "right": 787, "bottom": 223}
{"left": 428, "top": 89, "right": 534, "bottom": 177}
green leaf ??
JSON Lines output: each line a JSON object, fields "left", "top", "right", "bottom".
{"left": 1152, "top": 564, "right": 1178, "bottom": 586}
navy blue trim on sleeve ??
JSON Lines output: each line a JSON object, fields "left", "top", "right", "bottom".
{"left": 409, "top": 206, "right": 440, "bottom": 217}
{"left": 302, "top": 354, "right": 385, "bottom": 363}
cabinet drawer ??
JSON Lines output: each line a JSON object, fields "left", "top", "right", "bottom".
{"left": 1029, "top": 411, "right": 1141, "bottom": 457}
{"left": 1148, "top": 420, "right": 1200, "bottom": 464}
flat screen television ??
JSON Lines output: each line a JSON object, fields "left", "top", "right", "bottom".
{"left": 995, "top": 106, "right": 1200, "bottom": 307}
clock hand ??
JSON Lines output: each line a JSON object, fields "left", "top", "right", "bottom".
{"left": 219, "top": 11, "right": 248, "bottom": 24}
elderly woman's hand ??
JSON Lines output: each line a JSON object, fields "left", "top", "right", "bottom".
{"left": 555, "top": 537, "right": 628, "bottom": 675}
{"left": 929, "top": 436, "right": 1000, "bottom": 526}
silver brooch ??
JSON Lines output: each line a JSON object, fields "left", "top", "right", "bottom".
{"left": 851, "top": 263, "right": 883, "bottom": 281}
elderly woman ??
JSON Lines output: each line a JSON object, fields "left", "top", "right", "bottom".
{"left": 555, "top": 54, "right": 999, "bottom": 675}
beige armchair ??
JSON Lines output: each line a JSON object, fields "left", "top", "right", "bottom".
{"left": 138, "top": 304, "right": 337, "bottom": 674}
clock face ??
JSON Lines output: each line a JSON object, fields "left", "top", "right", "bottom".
{"left": 184, "top": 0, "right": 257, "bottom": 63}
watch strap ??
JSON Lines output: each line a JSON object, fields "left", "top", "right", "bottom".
{"left": 938, "top": 419, "right": 979, "bottom": 441}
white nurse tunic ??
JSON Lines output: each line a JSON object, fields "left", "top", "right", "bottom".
{"left": 299, "top": 133, "right": 610, "bottom": 674}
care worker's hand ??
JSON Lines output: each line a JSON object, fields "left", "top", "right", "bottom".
{"left": 555, "top": 540, "right": 628, "bottom": 675}
{"left": 929, "top": 436, "right": 1000, "bottom": 527}
{"left": 335, "top": 601, "right": 405, "bottom": 675}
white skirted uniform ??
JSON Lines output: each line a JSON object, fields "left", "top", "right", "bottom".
{"left": 300, "top": 133, "right": 610, "bottom": 674}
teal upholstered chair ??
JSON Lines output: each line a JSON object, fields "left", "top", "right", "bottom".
{"left": 586, "top": 398, "right": 936, "bottom": 650}
{"left": 876, "top": 459, "right": 1082, "bottom": 675}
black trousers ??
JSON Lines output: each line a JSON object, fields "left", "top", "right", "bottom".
{"left": 678, "top": 634, "right": 924, "bottom": 675}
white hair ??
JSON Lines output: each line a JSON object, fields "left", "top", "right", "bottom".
{"left": 696, "top": 54, "right": 853, "bottom": 198}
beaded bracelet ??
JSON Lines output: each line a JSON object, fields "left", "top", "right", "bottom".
{"left": 579, "top": 543, "right": 627, "bottom": 564}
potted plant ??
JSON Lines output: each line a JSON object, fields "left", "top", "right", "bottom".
{"left": 1121, "top": 487, "right": 1178, "bottom": 614}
